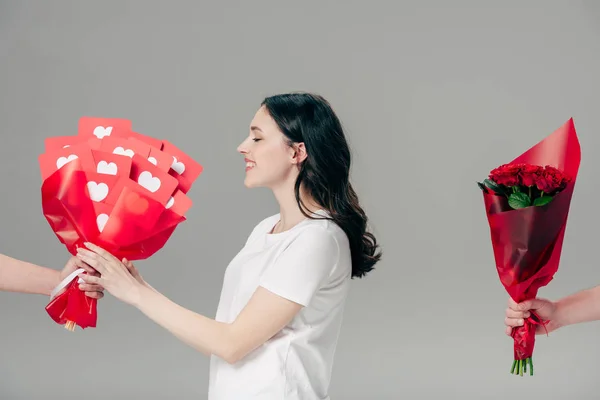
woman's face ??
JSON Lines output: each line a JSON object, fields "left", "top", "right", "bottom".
{"left": 237, "top": 106, "right": 303, "bottom": 189}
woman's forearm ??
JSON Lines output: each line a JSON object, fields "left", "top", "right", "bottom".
{"left": 0, "top": 254, "right": 59, "bottom": 295}
{"left": 554, "top": 285, "right": 600, "bottom": 328}
{"left": 133, "top": 285, "right": 236, "bottom": 362}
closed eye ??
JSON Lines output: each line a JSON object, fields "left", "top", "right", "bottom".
{"left": 252, "top": 138, "right": 262, "bottom": 142}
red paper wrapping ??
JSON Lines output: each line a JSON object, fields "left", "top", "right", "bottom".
{"left": 40, "top": 117, "right": 203, "bottom": 331}
{"left": 479, "top": 118, "right": 581, "bottom": 375}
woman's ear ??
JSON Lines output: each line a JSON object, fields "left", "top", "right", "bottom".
{"left": 291, "top": 143, "right": 308, "bottom": 164}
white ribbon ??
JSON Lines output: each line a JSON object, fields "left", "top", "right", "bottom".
{"left": 50, "top": 268, "right": 86, "bottom": 301}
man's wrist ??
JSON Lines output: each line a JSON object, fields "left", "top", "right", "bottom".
{"left": 46, "top": 268, "right": 62, "bottom": 296}
{"left": 547, "top": 301, "right": 565, "bottom": 332}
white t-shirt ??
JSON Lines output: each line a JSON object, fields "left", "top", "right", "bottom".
{"left": 208, "top": 210, "right": 352, "bottom": 399}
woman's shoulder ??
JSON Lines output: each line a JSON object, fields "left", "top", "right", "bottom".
{"left": 293, "top": 213, "right": 349, "bottom": 249}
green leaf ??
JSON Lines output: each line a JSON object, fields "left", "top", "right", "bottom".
{"left": 477, "top": 181, "right": 488, "bottom": 192}
{"left": 533, "top": 195, "right": 553, "bottom": 207}
{"left": 508, "top": 192, "right": 531, "bottom": 209}
{"left": 483, "top": 179, "right": 505, "bottom": 194}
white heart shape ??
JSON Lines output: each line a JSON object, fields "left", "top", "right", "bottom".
{"left": 96, "top": 213, "right": 109, "bottom": 232}
{"left": 138, "top": 171, "right": 161, "bottom": 193}
{"left": 113, "top": 146, "right": 134, "bottom": 158}
{"left": 56, "top": 154, "right": 78, "bottom": 169}
{"left": 166, "top": 196, "right": 175, "bottom": 209}
{"left": 97, "top": 161, "right": 118, "bottom": 175}
{"left": 148, "top": 157, "right": 158, "bottom": 165}
{"left": 93, "top": 126, "right": 113, "bottom": 139}
{"left": 171, "top": 156, "right": 186, "bottom": 174}
{"left": 87, "top": 181, "right": 109, "bottom": 202}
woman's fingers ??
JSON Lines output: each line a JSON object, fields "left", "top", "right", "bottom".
{"left": 85, "top": 291, "right": 104, "bottom": 299}
{"left": 79, "top": 274, "right": 102, "bottom": 286}
{"left": 83, "top": 242, "right": 119, "bottom": 263}
{"left": 76, "top": 248, "right": 109, "bottom": 274}
{"left": 123, "top": 258, "right": 141, "bottom": 279}
{"left": 79, "top": 283, "right": 103, "bottom": 292}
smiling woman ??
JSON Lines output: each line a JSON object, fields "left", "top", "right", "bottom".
{"left": 77, "top": 92, "right": 382, "bottom": 400}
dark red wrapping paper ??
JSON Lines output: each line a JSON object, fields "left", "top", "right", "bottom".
{"left": 481, "top": 118, "right": 581, "bottom": 375}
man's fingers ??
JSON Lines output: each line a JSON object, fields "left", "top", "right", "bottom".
{"left": 507, "top": 297, "right": 518, "bottom": 308}
{"left": 506, "top": 308, "right": 529, "bottom": 319}
{"left": 72, "top": 256, "right": 96, "bottom": 274}
{"left": 504, "top": 316, "right": 524, "bottom": 328}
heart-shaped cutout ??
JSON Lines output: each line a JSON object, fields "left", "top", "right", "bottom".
{"left": 56, "top": 154, "right": 78, "bottom": 169}
{"left": 137, "top": 171, "right": 161, "bottom": 193}
{"left": 124, "top": 191, "right": 149, "bottom": 214}
{"left": 166, "top": 196, "right": 175, "bottom": 209}
{"left": 113, "top": 146, "right": 135, "bottom": 158}
{"left": 148, "top": 157, "right": 157, "bottom": 165}
{"left": 97, "top": 160, "right": 118, "bottom": 175}
{"left": 93, "top": 126, "right": 113, "bottom": 139}
{"left": 171, "top": 156, "right": 186, "bottom": 174}
{"left": 96, "top": 213, "right": 109, "bottom": 232}
{"left": 87, "top": 181, "right": 109, "bottom": 202}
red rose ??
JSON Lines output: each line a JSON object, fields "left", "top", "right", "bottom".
{"left": 519, "top": 164, "right": 543, "bottom": 187}
{"left": 489, "top": 164, "right": 521, "bottom": 187}
{"left": 535, "top": 165, "right": 570, "bottom": 193}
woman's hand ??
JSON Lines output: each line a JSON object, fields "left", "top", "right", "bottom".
{"left": 75, "top": 242, "right": 145, "bottom": 306}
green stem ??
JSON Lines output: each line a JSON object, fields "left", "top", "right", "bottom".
{"left": 529, "top": 357, "right": 534, "bottom": 376}
{"left": 511, "top": 359, "right": 517, "bottom": 374}
{"left": 519, "top": 360, "right": 523, "bottom": 376}
{"left": 523, "top": 358, "right": 527, "bottom": 374}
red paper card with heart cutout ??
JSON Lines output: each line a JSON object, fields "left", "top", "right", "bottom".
{"left": 147, "top": 146, "right": 174, "bottom": 173}
{"left": 124, "top": 131, "right": 164, "bottom": 150}
{"left": 78, "top": 117, "right": 132, "bottom": 141}
{"left": 38, "top": 144, "right": 96, "bottom": 181}
{"left": 98, "top": 136, "right": 151, "bottom": 159}
{"left": 44, "top": 136, "right": 89, "bottom": 152}
{"left": 161, "top": 140, "right": 203, "bottom": 191}
{"left": 90, "top": 201, "right": 114, "bottom": 236}
{"left": 129, "top": 154, "right": 179, "bottom": 205}
{"left": 90, "top": 150, "right": 133, "bottom": 178}
{"left": 83, "top": 172, "right": 120, "bottom": 206}
{"left": 105, "top": 179, "right": 167, "bottom": 232}
{"left": 166, "top": 189, "right": 193, "bottom": 216}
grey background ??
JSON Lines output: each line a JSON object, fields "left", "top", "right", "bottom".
{"left": 1, "top": 1, "right": 599, "bottom": 399}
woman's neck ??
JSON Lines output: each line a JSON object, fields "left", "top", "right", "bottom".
{"left": 271, "top": 181, "right": 320, "bottom": 233}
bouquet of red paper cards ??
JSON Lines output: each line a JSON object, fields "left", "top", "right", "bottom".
{"left": 478, "top": 118, "right": 581, "bottom": 376}
{"left": 40, "top": 117, "right": 203, "bottom": 331}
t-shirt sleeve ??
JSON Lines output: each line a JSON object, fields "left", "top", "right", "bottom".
{"left": 259, "top": 226, "right": 340, "bottom": 307}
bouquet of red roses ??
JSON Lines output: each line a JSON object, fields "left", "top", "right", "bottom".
{"left": 39, "top": 117, "right": 203, "bottom": 331}
{"left": 478, "top": 118, "right": 581, "bottom": 376}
